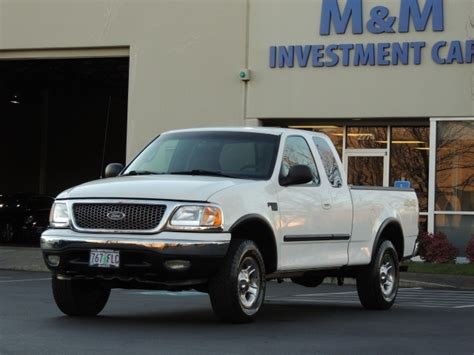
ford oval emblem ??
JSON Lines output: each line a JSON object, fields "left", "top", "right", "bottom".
{"left": 107, "top": 211, "right": 126, "bottom": 221}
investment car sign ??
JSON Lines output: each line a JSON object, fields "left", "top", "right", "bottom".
{"left": 269, "top": 0, "right": 474, "bottom": 68}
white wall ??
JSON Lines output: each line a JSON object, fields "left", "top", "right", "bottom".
{"left": 0, "top": 0, "right": 248, "bottom": 161}
{"left": 247, "top": 0, "right": 474, "bottom": 120}
{"left": 0, "top": 0, "right": 473, "bottom": 159}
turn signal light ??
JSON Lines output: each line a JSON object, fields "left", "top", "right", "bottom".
{"left": 47, "top": 255, "right": 60, "bottom": 267}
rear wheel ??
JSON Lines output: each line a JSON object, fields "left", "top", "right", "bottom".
{"left": 209, "top": 239, "right": 266, "bottom": 323}
{"left": 356, "top": 240, "right": 399, "bottom": 310}
{"left": 52, "top": 274, "right": 110, "bottom": 316}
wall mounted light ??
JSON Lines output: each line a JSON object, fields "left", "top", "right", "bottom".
{"left": 10, "top": 94, "right": 20, "bottom": 104}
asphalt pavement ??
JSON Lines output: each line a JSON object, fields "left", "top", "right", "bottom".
{"left": 1, "top": 270, "right": 473, "bottom": 355}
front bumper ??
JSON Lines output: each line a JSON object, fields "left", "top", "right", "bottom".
{"left": 40, "top": 229, "right": 230, "bottom": 285}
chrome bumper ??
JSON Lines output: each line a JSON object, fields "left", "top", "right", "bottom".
{"left": 41, "top": 229, "right": 231, "bottom": 257}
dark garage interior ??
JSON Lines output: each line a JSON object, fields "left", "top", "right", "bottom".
{"left": 0, "top": 57, "right": 129, "bottom": 243}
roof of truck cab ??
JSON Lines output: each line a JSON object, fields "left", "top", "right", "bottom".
{"left": 163, "top": 127, "right": 325, "bottom": 136}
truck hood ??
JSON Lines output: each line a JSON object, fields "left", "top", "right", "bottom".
{"left": 57, "top": 175, "right": 251, "bottom": 202}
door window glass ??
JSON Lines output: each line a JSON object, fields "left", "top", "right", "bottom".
{"left": 289, "top": 125, "right": 344, "bottom": 158}
{"left": 313, "top": 136, "right": 343, "bottom": 188}
{"left": 281, "top": 136, "right": 320, "bottom": 186}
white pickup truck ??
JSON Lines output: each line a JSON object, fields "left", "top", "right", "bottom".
{"left": 41, "top": 127, "right": 419, "bottom": 323}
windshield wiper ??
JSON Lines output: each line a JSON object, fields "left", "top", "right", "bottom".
{"left": 122, "top": 170, "right": 160, "bottom": 176}
{"left": 169, "top": 170, "right": 237, "bottom": 178}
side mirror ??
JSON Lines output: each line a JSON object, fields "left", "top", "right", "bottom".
{"left": 280, "top": 165, "right": 313, "bottom": 186}
{"left": 104, "top": 163, "right": 124, "bottom": 178}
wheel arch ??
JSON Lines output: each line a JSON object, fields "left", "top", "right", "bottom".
{"left": 229, "top": 214, "right": 278, "bottom": 274}
{"left": 372, "top": 218, "right": 405, "bottom": 261}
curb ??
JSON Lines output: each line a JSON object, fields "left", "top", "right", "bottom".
{"left": 0, "top": 247, "right": 48, "bottom": 272}
{"left": 324, "top": 277, "right": 461, "bottom": 290}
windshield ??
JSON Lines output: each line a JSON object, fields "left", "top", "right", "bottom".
{"left": 123, "top": 131, "right": 280, "bottom": 180}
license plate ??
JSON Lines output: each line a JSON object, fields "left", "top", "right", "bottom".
{"left": 89, "top": 249, "right": 120, "bottom": 268}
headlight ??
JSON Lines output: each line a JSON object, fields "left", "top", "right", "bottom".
{"left": 49, "top": 202, "right": 70, "bottom": 228}
{"left": 168, "top": 205, "right": 223, "bottom": 231}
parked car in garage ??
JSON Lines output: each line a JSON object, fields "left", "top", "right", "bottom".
{"left": 0, "top": 193, "right": 54, "bottom": 245}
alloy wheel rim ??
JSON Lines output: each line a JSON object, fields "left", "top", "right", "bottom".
{"left": 379, "top": 253, "right": 396, "bottom": 298}
{"left": 237, "top": 257, "right": 260, "bottom": 309}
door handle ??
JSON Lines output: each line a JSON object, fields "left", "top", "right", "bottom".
{"left": 323, "top": 203, "right": 332, "bottom": 210}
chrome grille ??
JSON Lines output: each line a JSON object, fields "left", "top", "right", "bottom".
{"left": 72, "top": 203, "right": 167, "bottom": 231}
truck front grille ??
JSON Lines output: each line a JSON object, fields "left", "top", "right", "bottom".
{"left": 72, "top": 203, "right": 167, "bottom": 232}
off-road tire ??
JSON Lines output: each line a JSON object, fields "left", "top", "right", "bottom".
{"left": 356, "top": 240, "right": 400, "bottom": 310}
{"left": 209, "top": 239, "right": 266, "bottom": 323}
{"left": 52, "top": 274, "right": 111, "bottom": 316}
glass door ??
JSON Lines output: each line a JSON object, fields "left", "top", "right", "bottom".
{"left": 344, "top": 150, "right": 388, "bottom": 187}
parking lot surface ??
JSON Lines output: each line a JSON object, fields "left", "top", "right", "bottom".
{"left": 1, "top": 270, "right": 473, "bottom": 355}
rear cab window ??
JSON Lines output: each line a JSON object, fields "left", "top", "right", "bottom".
{"left": 312, "top": 136, "right": 343, "bottom": 188}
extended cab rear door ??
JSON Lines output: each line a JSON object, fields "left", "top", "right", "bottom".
{"left": 311, "top": 135, "right": 353, "bottom": 251}
{"left": 276, "top": 134, "right": 350, "bottom": 270}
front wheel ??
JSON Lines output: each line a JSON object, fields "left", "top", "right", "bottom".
{"left": 356, "top": 240, "right": 399, "bottom": 310}
{"left": 52, "top": 275, "right": 110, "bottom": 316}
{"left": 209, "top": 239, "right": 266, "bottom": 323}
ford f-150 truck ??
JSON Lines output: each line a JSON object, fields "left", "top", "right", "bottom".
{"left": 41, "top": 128, "right": 419, "bottom": 323}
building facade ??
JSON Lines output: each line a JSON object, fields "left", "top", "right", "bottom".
{"left": 0, "top": 0, "right": 472, "bottom": 254}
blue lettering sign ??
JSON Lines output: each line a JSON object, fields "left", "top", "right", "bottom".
{"left": 446, "top": 41, "right": 464, "bottom": 64}
{"left": 391, "top": 42, "right": 410, "bottom": 65}
{"left": 377, "top": 42, "right": 391, "bottom": 65}
{"left": 367, "top": 6, "right": 396, "bottom": 34}
{"left": 431, "top": 41, "right": 447, "bottom": 64}
{"left": 278, "top": 46, "right": 295, "bottom": 68}
{"left": 398, "top": 0, "right": 444, "bottom": 33}
{"left": 354, "top": 43, "right": 375, "bottom": 66}
{"left": 312, "top": 45, "right": 325, "bottom": 67}
{"left": 410, "top": 41, "right": 426, "bottom": 65}
{"left": 269, "top": 46, "right": 277, "bottom": 68}
{"left": 268, "top": 0, "right": 470, "bottom": 69}
{"left": 465, "top": 40, "right": 474, "bottom": 64}
{"left": 339, "top": 44, "right": 354, "bottom": 66}
{"left": 296, "top": 45, "right": 312, "bottom": 67}
{"left": 325, "top": 44, "right": 340, "bottom": 66}
{"left": 320, "top": 0, "right": 363, "bottom": 35}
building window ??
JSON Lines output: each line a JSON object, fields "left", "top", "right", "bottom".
{"left": 419, "top": 215, "right": 428, "bottom": 233}
{"left": 390, "top": 127, "right": 429, "bottom": 212}
{"left": 435, "top": 121, "right": 474, "bottom": 212}
{"left": 431, "top": 119, "right": 474, "bottom": 257}
{"left": 435, "top": 215, "right": 473, "bottom": 256}
{"left": 346, "top": 126, "right": 387, "bottom": 149}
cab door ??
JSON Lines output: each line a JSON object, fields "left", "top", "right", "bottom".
{"left": 311, "top": 135, "right": 352, "bottom": 264}
{"left": 276, "top": 135, "right": 344, "bottom": 270}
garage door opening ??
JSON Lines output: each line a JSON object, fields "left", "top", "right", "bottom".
{"left": 0, "top": 57, "right": 129, "bottom": 195}
{"left": 0, "top": 57, "right": 129, "bottom": 244}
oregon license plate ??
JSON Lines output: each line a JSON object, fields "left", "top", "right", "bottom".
{"left": 89, "top": 249, "right": 120, "bottom": 268}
